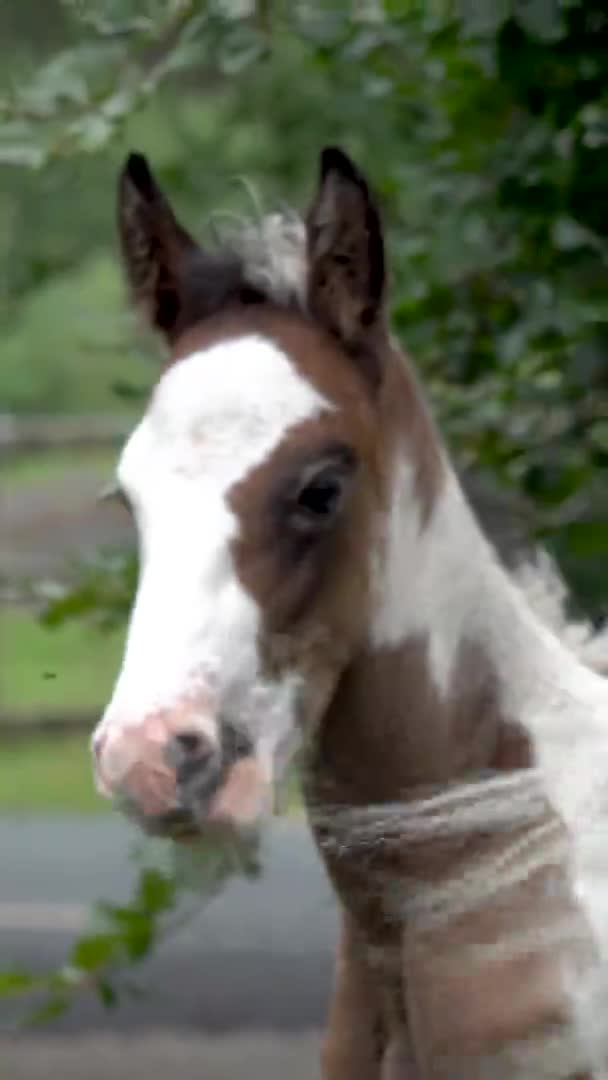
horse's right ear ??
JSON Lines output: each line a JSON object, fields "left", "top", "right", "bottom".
{"left": 117, "top": 152, "right": 201, "bottom": 340}
{"left": 306, "top": 147, "right": 386, "bottom": 379}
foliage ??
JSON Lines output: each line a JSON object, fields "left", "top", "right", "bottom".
{"left": 0, "top": 829, "right": 261, "bottom": 1024}
{"left": 1, "top": 0, "right": 606, "bottom": 613}
{"left": 0, "top": 734, "right": 109, "bottom": 813}
{"left": 0, "top": 254, "right": 153, "bottom": 413}
{"left": 0, "top": 0, "right": 606, "bottom": 1028}
{"left": 41, "top": 547, "right": 139, "bottom": 632}
{"left": 1, "top": 602, "right": 123, "bottom": 713}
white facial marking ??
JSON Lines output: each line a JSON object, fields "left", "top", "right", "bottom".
{"left": 95, "top": 334, "right": 331, "bottom": 778}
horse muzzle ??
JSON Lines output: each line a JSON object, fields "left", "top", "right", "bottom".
{"left": 93, "top": 711, "right": 271, "bottom": 838}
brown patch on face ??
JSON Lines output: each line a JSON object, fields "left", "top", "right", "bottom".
{"left": 166, "top": 305, "right": 445, "bottom": 712}
{"left": 225, "top": 316, "right": 382, "bottom": 692}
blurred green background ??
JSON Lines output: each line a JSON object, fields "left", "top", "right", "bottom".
{"left": 0, "top": 0, "right": 606, "bottom": 811}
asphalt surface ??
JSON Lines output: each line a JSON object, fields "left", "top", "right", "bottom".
{"left": 0, "top": 1031, "right": 323, "bottom": 1080}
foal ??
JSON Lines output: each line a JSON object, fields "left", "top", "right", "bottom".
{"left": 93, "top": 146, "right": 608, "bottom": 1077}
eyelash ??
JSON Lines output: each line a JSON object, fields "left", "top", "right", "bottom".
{"left": 98, "top": 481, "right": 132, "bottom": 514}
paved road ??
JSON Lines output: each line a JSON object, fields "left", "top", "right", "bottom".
{"left": 0, "top": 817, "right": 337, "bottom": 1035}
{"left": 1, "top": 1031, "right": 323, "bottom": 1080}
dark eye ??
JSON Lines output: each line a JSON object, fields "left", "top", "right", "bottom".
{"left": 287, "top": 449, "right": 357, "bottom": 534}
{"left": 297, "top": 471, "right": 343, "bottom": 519}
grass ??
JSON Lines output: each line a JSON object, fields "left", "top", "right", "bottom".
{"left": 1, "top": 605, "right": 124, "bottom": 714}
{"left": 0, "top": 607, "right": 120, "bottom": 812}
{"left": 0, "top": 734, "right": 107, "bottom": 814}
{"left": 0, "top": 252, "right": 154, "bottom": 414}
{"left": 0, "top": 607, "right": 304, "bottom": 816}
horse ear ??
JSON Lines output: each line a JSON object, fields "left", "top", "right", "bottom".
{"left": 117, "top": 152, "right": 201, "bottom": 340}
{"left": 306, "top": 147, "right": 386, "bottom": 367}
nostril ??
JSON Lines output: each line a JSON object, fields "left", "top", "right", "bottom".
{"left": 174, "top": 731, "right": 206, "bottom": 758}
{"left": 165, "top": 730, "right": 217, "bottom": 772}
{"left": 167, "top": 730, "right": 222, "bottom": 801}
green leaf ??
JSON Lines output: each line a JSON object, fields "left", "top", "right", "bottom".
{"left": 560, "top": 521, "right": 608, "bottom": 557}
{"left": 513, "top": 0, "right": 566, "bottom": 42}
{"left": 552, "top": 216, "right": 596, "bottom": 252}
{"left": 27, "top": 996, "right": 70, "bottom": 1026}
{"left": 121, "top": 915, "right": 154, "bottom": 961}
{"left": 0, "top": 969, "right": 39, "bottom": 995}
{"left": 96, "top": 978, "right": 119, "bottom": 1008}
{"left": 71, "top": 933, "right": 120, "bottom": 971}
{"left": 0, "top": 144, "right": 47, "bottom": 168}
{"left": 110, "top": 378, "right": 148, "bottom": 401}
{"left": 589, "top": 421, "right": 608, "bottom": 453}
{"left": 138, "top": 869, "right": 176, "bottom": 915}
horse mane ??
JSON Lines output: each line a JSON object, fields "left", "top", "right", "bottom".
{"left": 207, "top": 208, "right": 308, "bottom": 313}
{"left": 512, "top": 550, "right": 608, "bottom": 677}
{"left": 461, "top": 470, "right": 608, "bottom": 675}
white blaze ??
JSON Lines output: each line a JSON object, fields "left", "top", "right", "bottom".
{"left": 95, "top": 334, "right": 331, "bottom": 768}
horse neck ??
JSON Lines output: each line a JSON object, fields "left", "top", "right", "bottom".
{"left": 314, "top": 362, "right": 607, "bottom": 815}
{"left": 308, "top": 355, "right": 608, "bottom": 1078}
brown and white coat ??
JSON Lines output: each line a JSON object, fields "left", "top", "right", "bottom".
{"left": 94, "top": 146, "right": 608, "bottom": 1079}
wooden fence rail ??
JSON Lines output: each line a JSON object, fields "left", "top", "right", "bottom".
{"left": 0, "top": 414, "right": 131, "bottom": 454}
{"left": 0, "top": 711, "right": 96, "bottom": 740}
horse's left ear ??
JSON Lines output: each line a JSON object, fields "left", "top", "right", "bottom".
{"left": 117, "top": 151, "right": 201, "bottom": 340}
{"left": 306, "top": 147, "right": 386, "bottom": 376}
